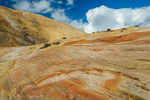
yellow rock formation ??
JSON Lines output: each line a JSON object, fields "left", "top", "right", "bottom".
{"left": 0, "top": 6, "right": 150, "bottom": 100}
{"left": 0, "top": 6, "right": 87, "bottom": 47}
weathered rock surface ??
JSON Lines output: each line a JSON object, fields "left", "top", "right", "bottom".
{"left": 0, "top": 6, "right": 150, "bottom": 100}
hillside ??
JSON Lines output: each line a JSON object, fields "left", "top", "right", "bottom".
{"left": 0, "top": 6, "right": 150, "bottom": 100}
{"left": 0, "top": 6, "right": 87, "bottom": 47}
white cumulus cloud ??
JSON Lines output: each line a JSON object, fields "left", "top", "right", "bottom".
{"left": 58, "top": 1, "right": 63, "bottom": 4}
{"left": 11, "top": 0, "right": 87, "bottom": 31}
{"left": 66, "top": 0, "right": 74, "bottom": 5}
{"left": 84, "top": 5, "right": 150, "bottom": 33}
{"left": 11, "top": 0, "right": 53, "bottom": 13}
{"left": 51, "top": 9, "right": 87, "bottom": 30}
{"left": 12, "top": 1, "right": 150, "bottom": 34}
{"left": 69, "top": 19, "right": 88, "bottom": 30}
{"left": 51, "top": 9, "right": 69, "bottom": 22}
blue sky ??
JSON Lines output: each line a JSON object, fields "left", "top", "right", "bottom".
{"left": 1, "top": 0, "right": 150, "bottom": 33}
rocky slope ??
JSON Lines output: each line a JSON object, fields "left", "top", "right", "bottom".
{"left": 0, "top": 6, "right": 86, "bottom": 47}
{"left": 0, "top": 6, "right": 150, "bottom": 100}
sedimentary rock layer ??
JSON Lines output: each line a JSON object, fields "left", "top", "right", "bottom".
{"left": 0, "top": 29, "right": 150, "bottom": 100}
{"left": 0, "top": 6, "right": 150, "bottom": 100}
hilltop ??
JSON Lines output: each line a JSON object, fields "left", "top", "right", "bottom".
{"left": 0, "top": 6, "right": 86, "bottom": 47}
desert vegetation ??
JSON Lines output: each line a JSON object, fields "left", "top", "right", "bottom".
{"left": 53, "top": 41, "right": 60, "bottom": 45}
{"left": 40, "top": 43, "right": 51, "bottom": 49}
{"left": 107, "top": 28, "right": 111, "bottom": 32}
{"left": 62, "top": 37, "right": 67, "bottom": 39}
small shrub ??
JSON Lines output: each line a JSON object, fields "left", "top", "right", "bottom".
{"left": 53, "top": 41, "right": 60, "bottom": 45}
{"left": 40, "top": 43, "right": 51, "bottom": 49}
{"left": 140, "top": 85, "right": 149, "bottom": 91}
{"left": 121, "top": 29, "right": 123, "bottom": 32}
{"left": 137, "top": 58, "right": 150, "bottom": 62}
{"left": 134, "top": 25, "right": 139, "bottom": 27}
{"left": 133, "top": 77, "right": 139, "bottom": 81}
{"left": 23, "top": 27, "right": 27, "bottom": 29}
{"left": 121, "top": 28, "right": 127, "bottom": 30}
{"left": 62, "top": 37, "right": 67, "bottom": 39}
{"left": 55, "top": 41, "right": 60, "bottom": 45}
{"left": 107, "top": 28, "right": 111, "bottom": 32}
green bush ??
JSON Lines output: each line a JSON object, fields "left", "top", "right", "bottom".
{"left": 107, "top": 28, "right": 111, "bottom": 32}
{"left": 62, "top": 37, "right": 67, "bottom": 39}
{"left": 53, "top": 41, "right": 60, "bottom": 45}
{"left": 40, "top": 43, "right": 51, "bottom": 49}
{"left": 121, "top": 28, "right": 127, "bottom": 30}
{"left": 134, "top": 25, "right": 139, "bottom": 27}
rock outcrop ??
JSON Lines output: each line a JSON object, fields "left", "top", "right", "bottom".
{"left": 0, "top": 6, "right": 150, "bottom": 100}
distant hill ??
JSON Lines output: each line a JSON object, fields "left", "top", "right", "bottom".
{"left": 0, "top": 6, "right": 87, "bottom": 47}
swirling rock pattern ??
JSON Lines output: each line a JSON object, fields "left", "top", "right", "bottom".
{"left": 0, "top": 6, "right": 150, "bottom": 100}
